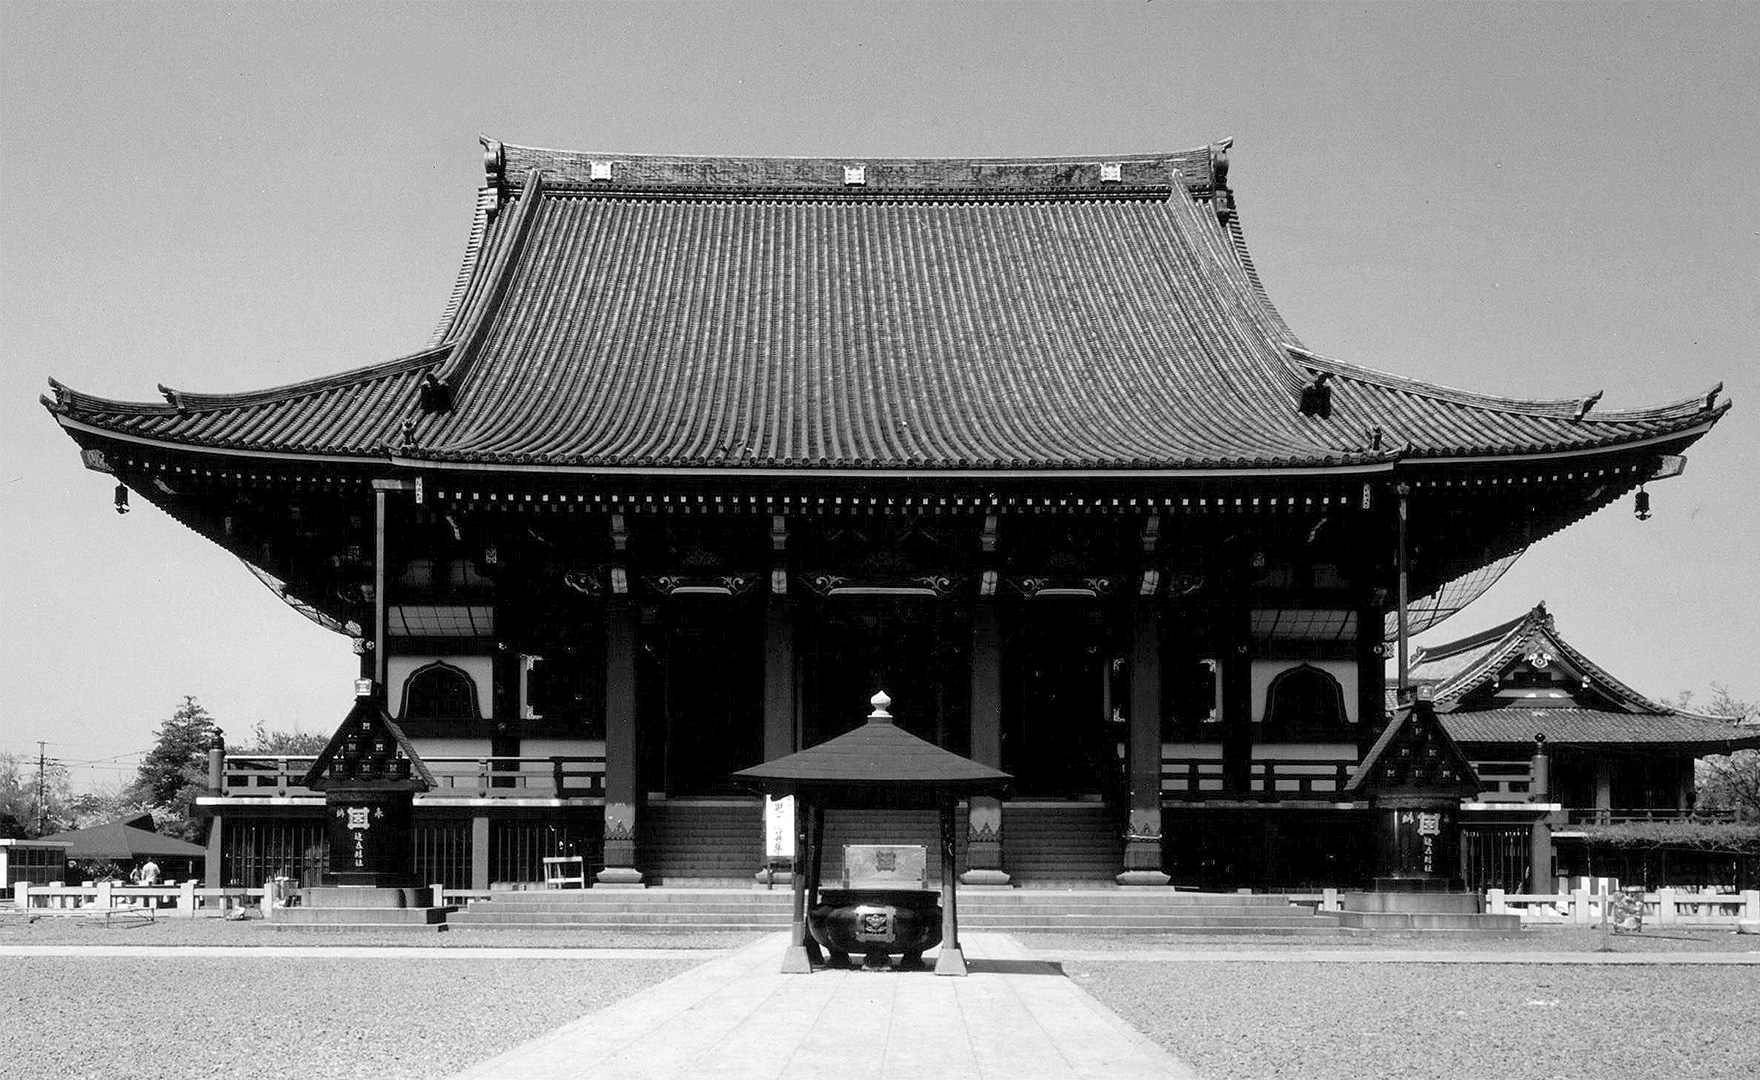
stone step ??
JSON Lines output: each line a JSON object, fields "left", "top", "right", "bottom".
{"left": 470, "top": 889, "right": 1299, "bottom": 907}
{"left": 443, "top": 918, "right": 1340, "bottom": 936}
{"left": 458, "top": 900, "right": 1315, "bottom": 920}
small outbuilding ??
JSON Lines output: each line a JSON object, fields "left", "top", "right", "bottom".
{"left": 734, "top": 692, "right": 1011, "bottom": 975}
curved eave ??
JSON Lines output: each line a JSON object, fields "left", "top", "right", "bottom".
{"left": 1293, "top": 347, "right": 1731, "bottom": 462}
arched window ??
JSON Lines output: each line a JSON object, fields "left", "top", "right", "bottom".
{"left": 1263, "top": 664, "right": 1348, "bottom": 732}
{"left": 400, "top": 661, "right": 480, "bottom": 722}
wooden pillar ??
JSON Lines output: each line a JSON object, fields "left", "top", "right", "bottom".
{"left": 471, "top": 815, "right": 491, "bottom": 893}
{"left": 1119, "top": 603, "right": 1171, "bottom": 885}
{"left": 763, "top": 596, "right": 796, "bottom": 762}
{"left": 1395, "top": 482, "right": 1411, "bottom": 700}
{"left": 598, "top": 599, "right": 644, "bottom": 885}
{"left": 781, "top": 793, "right": 813, "bottom": 973}
{"left": 962, "top": 599, "right": 1009, "bottom": 885}
{"left": 204, "top": 814, "right": 223, "bottom": 889}
{"left": 1529, "top": 739, "right": 1553, "bottom": 894}
{"left": 1594, "top": 758, "right": 1613, "bottom": 824}
{"left": 934, "top": 794, "right": 967, "bottom": 975}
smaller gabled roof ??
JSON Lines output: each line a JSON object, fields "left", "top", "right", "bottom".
{"left": 1412, "top": 602, "right": 1671, "bottom": 713}
{"left": 41, "top": 820, "right": 207, "bottom": 861}
{"left": 1403, "top": 602, "right": 1759, "bottom": 751}
{"left": 733, "top": 692, "right": 1010, "bottom": 807}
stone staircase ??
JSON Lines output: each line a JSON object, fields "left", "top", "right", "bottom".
{"left": 1001, "top": 802, "right": 1123, "bottom": 884}
{"left": 444, "top": 887, "right": 1341, "bottom": 935}
{"left": 642, "top": 799, "right": 763, "bottom": 884}
{"left": 639, "top": 798, "right": 1123, "bottom": 886}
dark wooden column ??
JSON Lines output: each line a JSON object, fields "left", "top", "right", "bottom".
{"left": 597, "top": 597, "right": 643, "bottom": 885}
{"left": 763, "top": 596, "right": 796, "bottom": 762}
{"left": 1119, "top": 602, "right": 1170, "bottom": 885}
{"left": 962, "top": 596, "right": 1009, "bottom": 885}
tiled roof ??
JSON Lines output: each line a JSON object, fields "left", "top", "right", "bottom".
{"left": 1395, "top": 602, "right": 1759, "bottom": 751}
{"left": 1442, "top": 709, "right": 1760, "bottom": 750}
{"left": 44, "top": 139, "right": 1729, "bottom": 474}
{"left": 733, "top": 698, "right": 1010, "bottom": 802}
{"left": 1413, "top": 602, "right": 1675, "bottom": 714}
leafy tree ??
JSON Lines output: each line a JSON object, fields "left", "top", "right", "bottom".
{"left": 128, "top": 696, "right": 222, "bottom": 841}
{"left": 1669, "top": 684, "right": 1759, "bottom": 822}
{"left": 0, "top": 751, "right": 73, "bottom": 837}
{"left": 241, "top": 720, "right": 329, "bottom": 756}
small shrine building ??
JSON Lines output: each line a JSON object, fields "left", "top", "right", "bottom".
{"left": 1405, "top": 603, "right": 1760, "bottom": 890}
{"left": 42, "top": 137, "right": 1731, "bottom": 891}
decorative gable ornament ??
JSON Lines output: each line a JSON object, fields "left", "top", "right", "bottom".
{"left": 301, "top": 681, "right": 434, "bottom": 793}
{"left": 1346, "top": 699, "right": 1479, "bottom": 806}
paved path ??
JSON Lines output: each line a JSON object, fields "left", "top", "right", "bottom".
{"left": 445, "top": 932, "right": 1200, "bottom": 1080}
{"left": 1048, "top": 948, "right": 1760, "bottom": 964}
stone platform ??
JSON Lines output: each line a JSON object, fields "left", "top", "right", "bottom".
{"left": 1337, "top": 891, "right": 1521, "bottom": 933}
{"left": 270, "top": 886, "right": 449, "bottom": 930}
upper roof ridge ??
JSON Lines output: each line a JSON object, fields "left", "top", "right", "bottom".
{"left": 485, "top": 137, "right": 1226, "bottom": 198}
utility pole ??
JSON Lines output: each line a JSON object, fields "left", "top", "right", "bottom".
{"left": 36, "top": 741, "right": 48, "bottom": 836}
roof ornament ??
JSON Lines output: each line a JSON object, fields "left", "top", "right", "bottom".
{"left": 869, "top": 691, "right": 893, "bottom": 723}
{"left": 157, "top": 384, "right": 186, "bottom": 411}
{"left": 418, "top": 370, "right": 454, "bottom": 414}
{"left": 1704, "top": 382, "right": 1723, "bottom": 411}
{"left": 1299, "top": 371, "right": 1333, "bottom": 419}
{"left": 1368, "top": 426, "right": 1384, "bottom": 451}
{"left": 1572, "top": 390, "right": 1603, "bottom": 421}
{"left": 480, "top": 135, "right": 504, "bottom": 188}
{"left": 398, "top": 418, "right": 418, "bottom": 453}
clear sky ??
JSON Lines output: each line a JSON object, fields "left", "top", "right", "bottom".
{"left": 3, "top": 2, "right": 1756, "bottom": 790}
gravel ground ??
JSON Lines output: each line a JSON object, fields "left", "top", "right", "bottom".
{"left": 1, "top": 954, "right": 699, "bottom": 1080}
{"left": 8, "top": 917, "right": 1757, "bottom": 1080}
{"left": 1059, "top": 960, "right": 1760, "bottom": 1080}
{"left": 1019, "top": 926, "right": 1760, "bottom": 954}
{"left": 0, "top": 913, "right": 761, "bottom": 951}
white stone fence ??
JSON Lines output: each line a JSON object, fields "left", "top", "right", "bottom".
{"left": 1487, "top": 887, "right": 1760, "bottom": 928}
{"left": 12, "top": 881, "right": 264, "bottom": 918}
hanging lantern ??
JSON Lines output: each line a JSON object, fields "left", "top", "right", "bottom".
{"left": 113, "top": 483, "right": 130, "bottom": 514}
{"left": 1633, "top": 485, "right": 1651, "bottom": 521}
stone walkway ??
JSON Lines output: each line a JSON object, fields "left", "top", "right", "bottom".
{"left": 445, "top": 932, "right": 1200, "bottom": 1080}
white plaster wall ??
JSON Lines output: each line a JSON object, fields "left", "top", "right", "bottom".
{"left": 411, "top": 738, "right": 493, "bottom": 759}
{"left": 1161, "top": 742, "right": 1224, "bottom": 760}
{"left": 1249, "top": 659, "right": 1360, "bottom": 724}
{"left": 387, "top": 655, "right": 493, "bottom": 719}
{"left": 1251, "top": 742, "right": 1358, "bottom": 761}
{"left": 520, "top": 739, "right": 607, "bottom": 758}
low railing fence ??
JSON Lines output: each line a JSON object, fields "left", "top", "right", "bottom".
{"left": 1487, "top": 886, "right": 1760, "bottom": 927}
{"left": 1561, "top": 807, "right": 1740, "bottom": 826}
{"left": 222, "top": 754, "right": 607, "bottom": 799}
{"left": 12, "top": 881, "right": 264, "bottom": 918}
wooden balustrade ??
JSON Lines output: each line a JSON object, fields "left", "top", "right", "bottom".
{"left": 1160, "top": 756, "right": 1356, "bottom": 798}
{"left": 220, "top": 754, "right": 607, "bottom": 799}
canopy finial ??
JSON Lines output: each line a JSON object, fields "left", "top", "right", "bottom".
{"left": 869, "top": 691, "right": 892, "bottom": 722}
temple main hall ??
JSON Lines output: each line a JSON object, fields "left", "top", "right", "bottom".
{"left": 44, "top": 137, "right": 1730, "bottom": 891}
